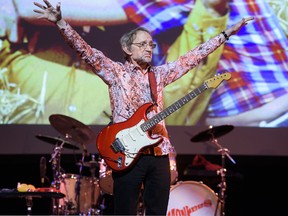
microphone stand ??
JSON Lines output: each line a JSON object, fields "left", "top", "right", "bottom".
{"left": 210, "top": 136, "right": 236, "bottom": 216}
{"left": 50, "top": 141, "right": 64, "bottom": 215}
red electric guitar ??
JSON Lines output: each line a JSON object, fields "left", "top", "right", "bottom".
{"left": 96, "top": 72, "right": 231, "bottom": 172}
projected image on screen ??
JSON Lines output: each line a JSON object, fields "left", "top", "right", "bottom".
{"left": 0, "top": 0, "right": 287, "bottom": 127}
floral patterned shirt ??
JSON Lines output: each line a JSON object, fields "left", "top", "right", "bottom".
{"left": 59, "top": 23, "right": 224, "bottom": 155}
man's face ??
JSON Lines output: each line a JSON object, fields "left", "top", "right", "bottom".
{"left": 130, "top": 30, "right": 155, "bottom": 67}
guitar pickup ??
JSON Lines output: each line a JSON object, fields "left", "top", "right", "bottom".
{"left": 111, "top": 138, "right": 125, "bottom": 153}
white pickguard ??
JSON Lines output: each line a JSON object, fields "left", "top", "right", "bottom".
{"left": 116, "top": 119, "right": 161, "bottom": 167}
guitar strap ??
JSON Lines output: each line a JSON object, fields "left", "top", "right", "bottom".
{"left": 148, "top": 70, "right": 158, "bottom": 105}
{"left": 146, "top": 71, "right": 167, "bottom": 155}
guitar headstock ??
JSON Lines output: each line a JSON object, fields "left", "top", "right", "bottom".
{"left": 205, "top": 72, "right": 231, "bottom": 89}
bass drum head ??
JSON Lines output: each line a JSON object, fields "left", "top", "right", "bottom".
{"left": 167, "top": 181, "right": 220, "bottom": 216}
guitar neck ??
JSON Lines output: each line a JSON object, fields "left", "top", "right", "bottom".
{"left": 141, "top": 82, "right": 208, "bottom": 132}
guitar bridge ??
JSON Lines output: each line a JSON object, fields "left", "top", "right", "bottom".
{"left": 117, "top": 156, "right": 122, "bottom": 168}
{"left": 111, "top": 138, "right": 125, "bottom": 153}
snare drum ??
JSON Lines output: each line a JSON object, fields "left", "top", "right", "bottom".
{"left": 167, "top": 181, "right": 220, "bottom": 216}
{"left": 58, "top": 173, "right": 100, "bottom": 215}
{"left": 99, "top": 159, "right": 114, "bottom": 195}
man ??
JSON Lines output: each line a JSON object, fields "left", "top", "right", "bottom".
{"left": 33, "top": 0, "right": 253, "bottom": 214}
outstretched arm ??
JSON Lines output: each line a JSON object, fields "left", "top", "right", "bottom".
{"left": 221, "top": 17, "right": 254, "bottom": 40}
{"left": 31, "top": 0, "right": 127, "bottom": 26}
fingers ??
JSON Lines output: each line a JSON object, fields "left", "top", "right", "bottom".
{"left": 33, "top": 1, "right": 53, "bottom": 16}
{"left": 236, "top": 17, "right": 254, "bottom": 28}
{"left": 56, "top": 2, "right": 61, "bottom": 12}
{"left": 34, "top": 1, "right": 53, "bottom": 10}
{"left": 43, "top": 0, "right": 52, "bottom": 8}
{"left": 34, "top": 2, "right": 45, "bottom": 9}
{"left": 243, "top": 17, "right": 254, "bottom": 24}
{"left": 246, "top": 17, "right": 254, "bottom": 21}
{"left": 33, "top": 9, "right": 44, "bottom": 14}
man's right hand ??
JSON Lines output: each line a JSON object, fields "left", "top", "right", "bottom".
{"left": 33, "top": 0, "right": 62, "bottom": 24}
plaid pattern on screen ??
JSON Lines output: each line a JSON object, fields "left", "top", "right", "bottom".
{"left": 119, "top": 0, "right": 288, "bottom": 117}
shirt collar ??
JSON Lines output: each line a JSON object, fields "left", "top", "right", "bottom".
{"left": 124, "top": 61, "right": 151, "bottom": 75}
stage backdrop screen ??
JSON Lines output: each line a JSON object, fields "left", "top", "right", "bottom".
{"left": 1, "top": 0, "right": 287, "bottom": 128}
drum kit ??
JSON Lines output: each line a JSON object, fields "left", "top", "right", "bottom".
{"left": 166, "top": 124, "right": 236, "bottom": 216}
{"left": 36, "top": 113, "right": 234, "bottom": 216}
{"left": 36, "top": 114, "right": 113, "bottom": 215}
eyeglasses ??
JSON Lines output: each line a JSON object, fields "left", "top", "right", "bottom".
{"left": 131, "top": 41, "right": 157, "bottom": 49}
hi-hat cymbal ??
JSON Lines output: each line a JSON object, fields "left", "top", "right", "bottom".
{"left": 49, "top": 114, "right": 96, "bottom": 145}
{"left": 76, "top": 160, "right": 99, "bottom": 168}
{"left": 191, "top": 125, "right": 234, "bottom": 142}
{"left": 36, "top": 134, "right": 79, "bottom": 150}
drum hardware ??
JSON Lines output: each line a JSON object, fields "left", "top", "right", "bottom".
{"left": 95, "top": 192, "right": 107, "bottom": 214}
{"left": 98, "top": 157, "right": 114, "bottom": 195}
{"left": 48, "top": 114, "right": 105, "bottom": 215}
{"left": 49, "top": 114, "right": 97, "bottom": 146}
{"left": 75, "top": 150, "right": 99, "bottom": 214}
{"left": 75, "top": 149, "right": 86, "bottom": 214}
{"left": 55, "top": 154, "right": 102, "bottom": 215}
{"left": 87, "top": 154, "right": 98, "bottom": 214}
{"left": 49, "top": 140, "right": 66, "bottom": 215}
{"left": 190, "top": 125, "right": 234, "bottom": 143}
{"left": 191, "top": 125, "right": 236, "bottom": 216}
{"left": 58, "top": 173, "right": 100, "bottom": 215}
{"left": 213, "top": 139, "right": 235, "bottom": 216}
{"left": 36, "top": 134, "right": 79, "bottom": 150}
{"left": 50, "top": 142, "right": 66, "bottom": 190}
{"left": 169, "top": 147, "right": 179, "bottom": 185}
{"left": 76, "top": 159, "right": 100, "bottom": 169}
{"left": 74, "top": 154, "right": 105, "bottom": 215}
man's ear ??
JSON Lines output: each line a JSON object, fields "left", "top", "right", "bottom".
{"left": 122, "top": 45, "right": 132, "bottom": 56}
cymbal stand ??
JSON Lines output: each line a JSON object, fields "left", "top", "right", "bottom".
{"left": 75, "top": 148, "right": 86, "bottom": 214}
{"left": 50, "top": 141, "right": 64, "bottom": 215}
{"left": 88, "top": 154, "right": 98, "bottom": 215}
{"left": 210, "top": 137, "right": 236, "bottom": 216}
{"left": 95, "top": 156, "right": 108, "bottom": 215}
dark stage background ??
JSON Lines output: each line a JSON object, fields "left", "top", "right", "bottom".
{"left": 0, "top": 153, "right": 287, "bottom": 215}
{"left": 0, "top": 124, "right": 287, "bottom": 215}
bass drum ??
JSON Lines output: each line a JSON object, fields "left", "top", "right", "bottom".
{"left": 167, "top": 181, "right": 220, "bottom": 216}
{"left": 58, "top": 173, "right": 100, "bottom": 215}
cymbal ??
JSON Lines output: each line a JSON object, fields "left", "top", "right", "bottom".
{"left": 191, "top": 125, "right": 234, "bottom": 142}
{"left": 76, "top": 161, "right": 99, "bottom": 168}
{"left": 49, "top": 114, "right": 96, "bottom": 145}
{"left": 36, "top": 134, "right": 79, "bottom": 150}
